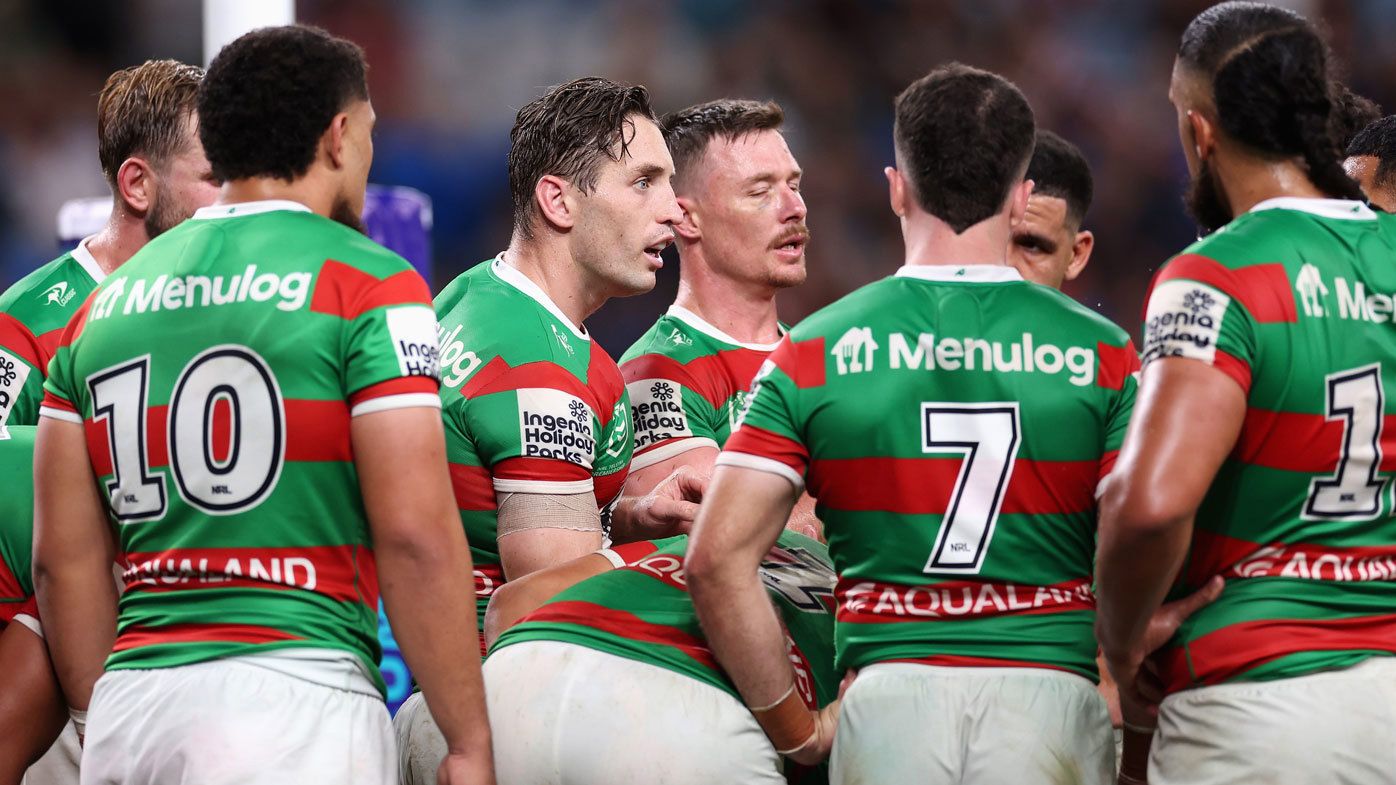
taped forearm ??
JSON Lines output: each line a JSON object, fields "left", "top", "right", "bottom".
{"left": 496, "top": 491, "right": 601, "bottom": 536}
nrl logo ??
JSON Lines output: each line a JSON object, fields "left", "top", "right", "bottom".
{"left": 40, "top": 281, "right": 76, "bottom": 307}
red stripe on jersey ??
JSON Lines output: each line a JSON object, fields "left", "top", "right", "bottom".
{"left": 836, "top": 576, "right": 1094, "bottom": 624}
{"left": 724, "top": 425, "right": 810, "bottom": 475}
{"left": 0, "top": 313, "right": 42, "bottom": 369}
{"left": 0, "top": 557, "right": 24, "bottom": 601}
{"left": 310, "top": 260, "right": 431, "bottom": 320}
{"left": 121, "top": 544, "right": 378, "bottom": 605}
{"left": 0, "top": 596, "right": 38, "bottom": 626}
{"left": 41, "top": 390, "right": 76, "bottom": 414}
{"left": 621, "top": 347, "right": 773, "bottom": 410}
{"left": 887, "top": 653, "right": 1078, "bottom": 673}
{"left": 36, "top": 327, "right": 63, "bottom": 363}
{"left": 474, "top": 562, "right": 505, "bottom": 598}
{"left": 1212, "top": 348, "right": 1252, "bottom": 394}
{"left": 584, "top": 344, "right": 626, "bottom": 424}
{"left": 1098, "top": 450, "right": 1119, "bottom": 484}
{"left": 1233, "top": 407, "right": 1396, "bottom": 473}
{"left": 1184, "top": 529, "right": 1396, "bottom": 586}
{"left": 594, "top": 468, "right": 628, "bottom": 509}
{"left": 1153, "top": 256, "right": 1297, "bottom": 323}
{"left": 1095, "top": 341, "right": 1140, "bottom": 391}
{"left": 493, "top": 456, "right": 593, "bottom": 486}
{"left": 349, "top": 376, "right": 438, "bottom": 407}
{"left": 113, "top": 622, "right": 301, "bottom": 652}
{"left": 461, "top": 357, "right": 592, "bottom": 404}
{"left": 521, "top": 599, "right": 718, "bottom": 670}
{"left": 768, "top": 337, "right": 826, "bottom": 389}
{"left": 450, "top": 463, "right": 496, "bottom": 511}
{"left": 606, "top": 539, "right": 663, "bottom": 566}
{"left": 55, "top": 298, "right": 93, "bottom": 349}
{"left": 1161, "top": 613, "right": 1396, "bottom": 692}
{"left": 808, "top": 456, "right": 1099, "bottom": 516}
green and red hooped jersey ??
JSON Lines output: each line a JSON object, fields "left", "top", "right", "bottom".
{"left": 40, "top": 200, "right": 443, "bottom": 695}
{"left": 0, "top": 239, "right": 105, "bottom": 427}
{"left": 495, "top": 530, "right": 839, "bottom": 713}
{"left": 1140, "top": 198, "right": 1396, "bottom": 693}
{"left": 720, "top": 264, "right": 1138, "bottom": 680}
{"left": 0, "top": 425, "right": 39, "bottom": 630}
{"left": 620, "top": 305, "right": 783, "bottom": 470}
{"left": 435, "top": 258, "right": 633, "bottom": 632}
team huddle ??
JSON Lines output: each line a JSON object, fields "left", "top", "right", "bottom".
{"left": 3, "top": 2, "right": 1396, "bottom": 785}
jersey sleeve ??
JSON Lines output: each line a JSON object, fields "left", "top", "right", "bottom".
{"left": 596, "top": 534, "right": 686, "bottom": 567}
{"left": 622, "top": 355, "right": 722, "bottom": 470}
{"left": 315, "top": 260, "right": 442, "bottom": 416}
{"left": 37, "top": 300, "right": 91, "bottom": 425}
{"left": 716, "top": 340, "right": 810, "bottom": 490}
{"left": 1140, "top": 254, "right": 1260, "bottom": 394}
{"left": 1097, "top": 340, "right": 1141, "bottom": 492}
{"left": 0, "top": 313, "right": 47, "bottom": 427}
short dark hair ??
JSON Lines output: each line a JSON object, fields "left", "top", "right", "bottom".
{"left": 661, "top": 99, "right": 784, "bottom": 189}
{"left": 1178, "top": 2, "right": 1363, "bottom": 201}
{"left": 1332, "top": 83, "right": 1383, "bottom": 150}
{"left": 97, "top": 59, "right": 204, "bottom": 188}
{"left": 1347, "top": 115, "right": 1396, "bottom": 190}
{"left": 1026, "top": 130, "right": 1094, "bottom": 227}
{"left": 893, "top": 63, "right": 1035, "bottom": 234}
{"left": 198, "top": 25, "right": 369, "bottom": 182}
{"left": 508, "top": 77, "right": 657, "bottom": 239}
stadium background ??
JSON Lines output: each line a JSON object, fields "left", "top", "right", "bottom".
{"left": 2, "top": 0, "right": 1395, "bottom": 710}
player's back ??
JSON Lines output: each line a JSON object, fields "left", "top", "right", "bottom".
{"left": 39, "top": 201, "right": 441, "bottom": 693}
{"left": 729, "top": 264, "right": 1137, "bottom": 678}
{"left": 1142, "top": 199, "right": 1396, "bottom": 691}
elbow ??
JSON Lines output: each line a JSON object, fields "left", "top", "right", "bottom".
{"left": 1101, "top": 484, "right": 1192, "bottom": 541}
{"left": 683, "top": 544, "right": 724, "bottom": 595}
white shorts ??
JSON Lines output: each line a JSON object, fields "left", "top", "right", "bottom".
{"left": 79, "top": 655, "right": 395, "bottom": 785}
{"left": 1151, "top": 657, "right": 1396, "bottom": 785}
{"left": 831, "top": 662, "right": 1114, "bottom": 785}
{"left": 21, "top": 721, "right": 80, "bottom": 785}
{"left": 469, "top": 640, "right": 784, "bottom": 785}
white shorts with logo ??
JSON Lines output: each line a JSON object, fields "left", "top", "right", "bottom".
{"left": 79, "top": 650, "right": 394, "bottom": 785}
{"left": 1150, "top": 657, "right": 1396, "bottom": 785}
{"left": 397, "top": 640, "right": 786, "bottom": 785}
{"left": 831, "top": 662, "right": 1114, "bottom": 785}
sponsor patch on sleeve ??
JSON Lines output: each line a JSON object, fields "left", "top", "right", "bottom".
{"left": 626, "top": 378, "right": 691, "bottom": 450}
{"left": 1142, "top": 280, "right": 1230, "bottom": 367}
{"left": 516, "top": 387, "right": 596, "bottom": 469}
{"left": 385, "top": 305, "right": 441, "bottom": 380}
{"left": 0, "top": 347, "right": 32, "bottom": 425}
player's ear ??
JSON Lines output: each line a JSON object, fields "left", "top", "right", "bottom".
{"left": 673, "top": 195, "right": 701, "bottom": 242}
{"left": 1187, "top": 109, "right": 1216, "bottom": 162}
{"left": 115, "top": 157, "right": 154, "bottom": 216}
{"left": 1008, "top": 178, "right": 1033, "bottom": 226}
{"left": 534, "top": 174, "right": 575, "bottom": 231}
{"left": 1066, "top": 229, "right": 1094, "bottom": 282}
{"left": 324, "top": 111, "right": 352, "bottom": 170}
{"left": 885, "top": 167, "right": 907, "bottom": 218}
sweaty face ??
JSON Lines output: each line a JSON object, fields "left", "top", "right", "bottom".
{"left": 1009, "top": 194, "right": 1076, "bottom": 289}
{"left": 1346, "top": 155, "right": 1396, "bottom": 212}
{"left": 145, "top": 114, "right": 219, "bottom": 238}
{"left": 331, "top": 99, "right": 376, "bottom": 233}
{"left": 569, "top": 115, "right": 682, "bottom": 297}
{"left": 684, "top": 130, "right": 808, "bottom": 289}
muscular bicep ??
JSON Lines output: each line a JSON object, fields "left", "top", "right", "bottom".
{"left": 495, "top": 491, "right": 603, "bottom": 580}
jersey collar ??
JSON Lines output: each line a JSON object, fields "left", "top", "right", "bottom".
{"left": 191, "top": 200, "right": 314, "bottom": 220}
{"left": 895, "top": 264, "right": 1023, "bottom": 283}
{"left": 71, "top": 236, "right": 106, "bottom": 284}
{"left": 1248, "top": 197, "right": 1376, "bottom": 221}
{"left": 490, "top": 255, "right": 590, "bottom": 342}
{"left": 665, "top": 304, "right": 785, "bottom": 351}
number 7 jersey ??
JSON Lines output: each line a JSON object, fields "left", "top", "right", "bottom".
{"left": 1141, "top": 198, "right": 1396, "bottom": 693}
{"left": 720, "top": 264, "right": 1138, "bottom": 679}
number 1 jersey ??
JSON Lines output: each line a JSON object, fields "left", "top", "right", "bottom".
{"left": 40, "top": 200, "right": 442, "bottom": 694}
{"left": 720, "top": 264, "right": 1138, "bottom": 679}
{"left": 1141, "top": 198, "right": 1396, "bottom": 693}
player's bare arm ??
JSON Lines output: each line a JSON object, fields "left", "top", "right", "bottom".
{"left": 355, "top": 407, "right": 494, "bottom": 783}
{"left": 32, "top": 416, "right": 118, "bottom": 720}
{"left": 0, "top": 621, "right": 67, "bottom": 781}
{"left": 609, "top": 462, "right": 707, "bottom": 543}
{"left": 1096, "top": 357, "right": 1244, "bottom": 707}
{"left": 496, "top": 496, "right": 603, "bottom": 581}
{"left": 687, "top": 464, "right": 836, "bottom": 765}
{"left": 483, "top": 552, "right": 615, "bottom": 648}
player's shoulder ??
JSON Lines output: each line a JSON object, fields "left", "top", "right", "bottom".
{"left": 1016, "top": 281, "right": 1132, "bottom": 347}
{"left": 437, "top": 259, "right": 585, "bottom": 367}
{"left": 195, "top": 205, "right": 414, "bottom": 279}
{"left": 1178, "top": 199, "right": 1380, "bottom": 270}
{"left": 0, "top": 249, "right": 93, "bottom": 327}
{"left": 619, "top": 311, "right": 719, "bottom": 367}
{"left": 786, "top": 276, "right": 898, "bottom": 343}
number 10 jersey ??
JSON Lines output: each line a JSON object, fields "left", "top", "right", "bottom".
{"left": 719, "top": 264, "right": 1138, "bottom": 679}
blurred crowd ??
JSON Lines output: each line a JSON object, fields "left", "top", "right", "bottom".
{"left": 3, "top": 0, "right": 1394, "bottom": 352}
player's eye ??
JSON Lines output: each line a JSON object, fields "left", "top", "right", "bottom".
{"left": 635, "top": 177, "right": 650, "bottom": 190}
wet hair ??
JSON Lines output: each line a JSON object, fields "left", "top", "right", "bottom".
{"left": 893, "top": 63, "right": 1035, "bottom": 233}
{"left": 1177, "top": 1, "right": 1363, "bottom": 200}
{"left": 1347, "top": 115, "right": 1396, "bottom": 192}
{"left": 97, "top": 59, "right": 204, "bottom": 188}
{"left": 199, "top": 25, "right": 368, "bottom": 182}
{"left": 508, "top": 77, "right": 656, "bottom": 239}
{"left": 1026, "top": 130, "right": 1094, "bottom": 227}
{"left": 661, "top": 99, "right": 785, "bottom": 189}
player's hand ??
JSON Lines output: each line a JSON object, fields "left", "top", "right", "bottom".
{"left": 786, "top": 700, "right": 841, "bottom": 766}
{"left": 436, "top": 751, "right": 495, "bottom": 785}
{"left": 1105, "top": 576, "right": 1224, "bottom": 718}
{"left": 628, "top": 465, "right": 708, "bottom": 538}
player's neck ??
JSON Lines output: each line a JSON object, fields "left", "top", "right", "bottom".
{"left": 673, "top": 257, "right": 782, "bottom": 345}
{"left": 502, "top": 236, "right": 607, "bottom": 328}
{"left": 85, "top": 210, "right": 150, "bottom": 276}
{"left": 217, "top": 177, "right": 336, "bottom": 218}
{"left": 900, "top": 212, "right": 1012, "bottom": 270}
{"left": 1218, "top": 155, "right": 1329, "bottom": 216}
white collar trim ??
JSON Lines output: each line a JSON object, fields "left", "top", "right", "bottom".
{"left": 895, "top": 264, "right": 1023, "bottom": 283}
{"left": 1248, "top": 197, "right": 1376, "bottom": 221}
{"left": 192, "top": 200, "right": 313, "bottom": 220}
{"left": 665, "top": 304, "right": 785, "bottom": 351}
{"left": 491, "top": 256, "right": 590, "bottom": 341}
{"left": 70, "top": 236, "right": 106, "bottom": 283}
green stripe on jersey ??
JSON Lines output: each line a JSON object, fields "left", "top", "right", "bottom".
{"left": 0, "top": 426, "right": 36, "bottom": 617}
